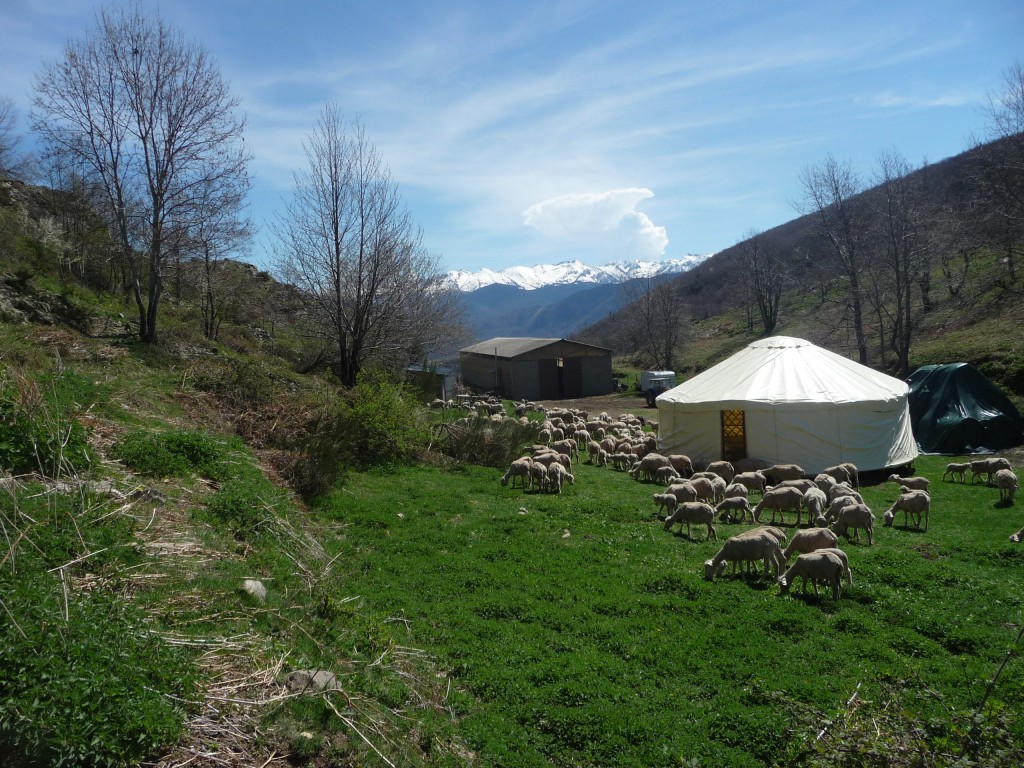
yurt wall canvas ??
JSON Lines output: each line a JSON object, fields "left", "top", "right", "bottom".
{"left": 656, "top": 337, "right": 918, "bottom": 474}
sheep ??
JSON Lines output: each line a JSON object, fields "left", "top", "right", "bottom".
{"left": 630, "top": 452, "right": 672, "bottom": 481}
{"left": 551, "top": 439, "right": 578, "bottom": 463}
{"left": 500, "top": 457, "right": 532, "bottom": 488}
{"left": 704, "top": 529, "right": 785, "bottom": 581}
{"left": 586, "top": 440, "right": 602, "bottom": 464}
{"left": 597, "top": 448, "right": 609, "bottom": 467}
{"left": 782, "top": 527, "right": 840, "bottom": 563}
{"left": 529, "top": 461, "right": 547, "bottom": 491}
{"left": 773, "top": 478, "right": 817, "bottom": 495}
{"left": 883, "top": 489, "right": 930, "bottom": 530}
{"left": 818, "top": 547, "right": 853, "bottom": 585}
{"left": 943, "top": 462, "right": 970, "bottom": 483}
{"left": 545, "top": 462, "right": 574, "bottom": 493}
{"left": 837, "top": 462, "right": 860, "bottom": 489}
{"left": 1010, "top": 525, "right": 1024, "bottom": 543}
{"left": 715, "top": 496, "right": 753, "bottom": 524}
{"left": 733, "top": 471, "right": 767, "bottom": 496}
{"left": 723, "top": 482, "right": 749, "bottom": 499}
{"left": 706, "top": 460, "right": 735, "bottom": 483}
{"left": 762, "top": 463, "right": 805, "bottom": 485}
{"left": 888, "top": 474, "right": 930, "bottom": 492}
{"left": 802, "top": 487, "right": 829, "bottom": 525}
{"left": 825, "top": 495, "right": 859, "bottom": 525}
{"left": 663, "top": 501, "right": 717, "bottom": 540}
{"left": 831, "top": 503, "right": 875, "bottom": 545}
{"left": 971, "top": 457, "right": 1012, "bottom": 485}
{"left": 827, "top": 482, "right": 864, "bottom": 505}
{"left": 666, "top": 481, "right": 698, "bottom": 504}
{"left": 778, "top": 550, "right": 845, "bottom": 599}
{"left": 751, "top": 486, "right": 804, "bottom": 525}
{"left": 813, "top": 473, "right": 838, "bottom": 495}
{"left": 687, "top": 476, "right": 717, "bottom": 504}
{"left": 654, "top": 466, "right": 682, "bottom": 485}
{"left": 652, "top": 492, "right": 678, "bottom": 516}
{"left": 709, "top": 475, "right": 728, "bottom": 503}
{"left": 995, "top": 468, "right": 1019, "bottom": 504}
{"left": 610, "top": 452, "right": 634, "bottom": 470}
{"left": 822, "top": 464, "right": 852, "bottom": 486}
{"left": 667, "top": 454, "right": 693, "bottom": 478}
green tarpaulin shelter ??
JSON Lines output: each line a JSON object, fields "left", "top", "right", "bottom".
{"left": 906, "top": 363, "right": 1023, "bottom": 454}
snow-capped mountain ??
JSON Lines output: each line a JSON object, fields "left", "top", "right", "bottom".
{"left": 446, "top": 255, "right": 710, "bottom": 292}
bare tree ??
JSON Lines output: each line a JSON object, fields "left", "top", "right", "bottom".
{"left": 737, "top": 229, "right": 787, "bottom": 335}
{"left": 621, "top": 276, "right": 689, "bottom": 370}
{"left": 274, "top": 103, "right": 462, "bottom": 386}
{"left": 798, "top": 156, "right": 870, "bottom": 364}
{"left": 31, "top": 5, "right": 250, "bottom": 342}
{"left": 0, "top": 96, "right": 33, "bottom": 179}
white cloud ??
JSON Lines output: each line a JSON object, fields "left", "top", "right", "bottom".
{"left": 522, "top": 188, "right": 669, "bottom": 259}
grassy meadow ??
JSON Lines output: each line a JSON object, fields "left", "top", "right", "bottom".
{"left": 315, "top": 453, "right": 1024, "bottom": 767}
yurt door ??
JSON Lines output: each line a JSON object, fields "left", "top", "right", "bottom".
{"left": 721, "top": 410, "right": 746, "bottom": 461}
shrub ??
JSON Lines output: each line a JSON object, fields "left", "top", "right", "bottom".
{"left": 111, "top": 428, "right": 231, "bottom": 480}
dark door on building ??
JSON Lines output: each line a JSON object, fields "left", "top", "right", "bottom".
{"left": 562, "top": 358, "right": 583, "bottom": 398}
{"left": 721, "top": 410, "right": 747, "bottom": 461}
{"left": 538, "top": 358, "right": 559, "bottom": 399}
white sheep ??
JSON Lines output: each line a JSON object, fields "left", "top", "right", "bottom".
{"left": 802, "top": 487, "right": 828, "bottom": 524}
{"left": 827, "top": 482, "right": 863, "bottom": 503}
{"left": 782, "top": 527, "right": 840, "bottom": 562}
{"left": 883, "top": 489, "right": 930, "bottom": 530}
{"left": 545, "top": 462, "right": 574, "bottom": 493}
{"left": 1010, "top": 525, "right": 1024, "bottom": 543}
{"left": 687, "top": 476, "right": 718, "bottom": 504}
{"left": 752, "top": 486, "right": 804, "bottom": 525}
{"left": 831, "top": 503, "right": 875, "bottom": 545}
{"left": 971, "top": 457, "right": 1012, "bottom": 485}
{"left": 772, "top": 478, "right": 817, "bottom": 495}
{"left": 763, "top": 464, "right": 805, "bottom": 485}
{"left": 630, "top": 452, "right": 672, "bottom": 481}
{"left": 500, "top": 457, "right": 533, "bottom": 488}
{"left": 663, "top": 501, "right": 718, "bottom": 540}
{"left": 704, "top": 529, "right": 784, "bottom": 581}
{"left": 888, "top": 474, "right": 930, "bottom": 492}
{"left": 817, "top": 547, "right": 853, "bottom": 585}
{"left": 667, "top": 454, "right": 694, "bottom": 478}
{"left": 943, "top": 462, "right": 970, "bottom": 483}
{"left": 652, "top": 492, "right": 678, "bottom": 516}
{"left": 529, "top": 461, "right": 547, "bottom": 491}
{"left": 586, "top": 440, "right": 602, "bottom": 463}
{"left": 666, "top": 481, "right": 698, "bottom": 504}
{"left": 715, "top": 496, "right": 753, "bottom": 524}
{"left": 610, "top": 452, "right": 634, "bottom": 470}
{"left": 654, "top": 465, "right": 682, "bottom": 485}
{"left": 733, "top": 471, "right": 767, "bottom": 496}
{"left": 723, "top": 482, "right": 749, "bottom": 499}
{"left": 995, "top": 468, "right": 1019, "bottom": 504}
{"left": 551, "top": 439, "right": 578, "bottom": 463}
{"left": 706, "top": 460, "right": 736, "bottom": 483}
{"left": 778, "top": 550, "right": 846, "bottom": 599}
{"left": 822, "top": 464, "right": 852, "bottom": 487}
{"left": 813, "top": 473, "right": 838, "bottom": 495}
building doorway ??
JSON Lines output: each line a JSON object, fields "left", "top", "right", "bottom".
{"left": 721, "top": 410, "right": 746, "bottom": 462}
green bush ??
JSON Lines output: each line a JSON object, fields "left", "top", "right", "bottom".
{"left": 0, "top": 570, "right": 196, "bottom": 767}
{"left": 0, "top": 370, "right": 92, "bottom": 477}
{"left": 111, "top": 428, "right": 231, "bottom": 480}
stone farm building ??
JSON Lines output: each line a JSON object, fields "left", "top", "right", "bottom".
{"left": 459, "top": 338, "right": 613, "bottom": 401}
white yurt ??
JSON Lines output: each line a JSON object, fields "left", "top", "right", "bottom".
{"left": 656, "top": 336, "right": 918, "bottom": 474}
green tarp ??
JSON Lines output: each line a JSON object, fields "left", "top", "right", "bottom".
{"left": 907, "top": 363, "right": 1023, "bottom": 454}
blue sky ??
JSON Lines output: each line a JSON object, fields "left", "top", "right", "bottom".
{"left": 1, "top": 1, "right": 1021, "bottom": 274}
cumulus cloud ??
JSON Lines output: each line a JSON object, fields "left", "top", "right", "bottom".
{"left": 522, "top": 188, "right": 668, "bottom": 259}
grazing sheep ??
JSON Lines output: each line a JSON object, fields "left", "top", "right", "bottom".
{"left": 586, "top": 440, "right": 602, "bottom": 463}
{"left": 688, "top": 476, "right": 717, "bottom": 503}
{"left": 831, "top": 503, "right": 875, "bottom": 545}
{"left": 888, "top": 474, "right": 930, "bottom": 492}
{"left": 724, "top": 482, "right": 749, "bottom": 499}
{"left": 782, "top": 527, "right": 840, "bottom": 562}
{"left": 813, "top": 473, "right": 838, "bottom": 495}
{"left": 818, "top": 547, "right": 853, "bottom": 585}
{"left": 778, "top": 550, "right": 845, "bottom": 599}
{"left": 597, "top": 448, "right": 609, "bottom": 467}
{"left": 752, "top": 486, "right": 804, "bottom": 525}
{"left": 733, "top": 471, "right": 767, "bottom": 496}
{"left": 666, "top": 481, "right": 699, "bottom": 504}
{"left": 837, "top": 462, "right": 860, "bottom": 489}
{"left": 704, "top": 529, "right": 785, "bottom": 581}
{"left": 667, "top": 454, "right": 694, "bottom": 478}
{"left": 529, "top": 461, "right": 547, "bottom": 491}
{"left": 825, "top": 495, "right": 859, "bottom": 524}
{"left": 773, "top": 478, "right": 817, "bottom": 495}
{"left": 883, "top": 489, "right": 930, "bottom": 530}
{"left": 630, "top": 453, "right": 672, "bottom": 481}
{"left": 663, "top": 502, "right": 718, "bottom": 540}
{"left": 827, "top": 482, "right": 863, "bottom": 503}
{"left": 822, "top": 464, "right": 852, "bottom": 486}
{"left": 995, "top": 469, "right": 1019, "bottom": 503}
{"left": 943, "top": 462, "right": 970, "bottom": 483}
{"left": 763, "top": 464, "right": 805, "bottom": 485}
{"left": 500, "top": 457, "right": 533, "bottom": 488}
{"left": 1010, "top": 525, "right": 1024, "bottom": 543}
{"left": 545, "top": 462, "right": 574, "bottom": 493}
{"left": 709, "top": 475, "right": 728, "bottom": 503}
{"left": 802, "top": 487, "right": 828, "bottom": 522}
{"left": 610, "top": 452, "right": 634, "bottom": 470}
{"left": 715, "top": 496, "right": 753, "bottom": 524}
{"left": 551, "top": 439, "right": 578, "bottom": 463}
{"left": 652, "top": 492, "right": 678, "bottom": 516}
{"left": 706, "top": 460, "right": 736, "bottom": 483}
{"left": 971, "top": 457, "right": 1013, "bottom": 485}
{"left": 654, "top": 465, "right": 682, "bottom": 485}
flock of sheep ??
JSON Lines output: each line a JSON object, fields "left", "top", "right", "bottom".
{"left": 495, "top": 400, "right": 1022, "bottom": 600}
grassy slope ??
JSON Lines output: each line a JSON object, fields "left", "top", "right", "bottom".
{"left": 317, "top": 457, "right": 1024, "bottom": 767}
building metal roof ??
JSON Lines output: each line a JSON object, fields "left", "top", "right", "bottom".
{"left": 460, "top": 337, "right": 610, "bottom": 358}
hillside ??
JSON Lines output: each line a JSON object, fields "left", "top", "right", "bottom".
{"left": 578, "top": 137, "right": 1024, "bottom": 407}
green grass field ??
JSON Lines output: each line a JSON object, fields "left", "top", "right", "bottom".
{"left": 315, "top": 454, "right": 1024, "bottom": 767}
